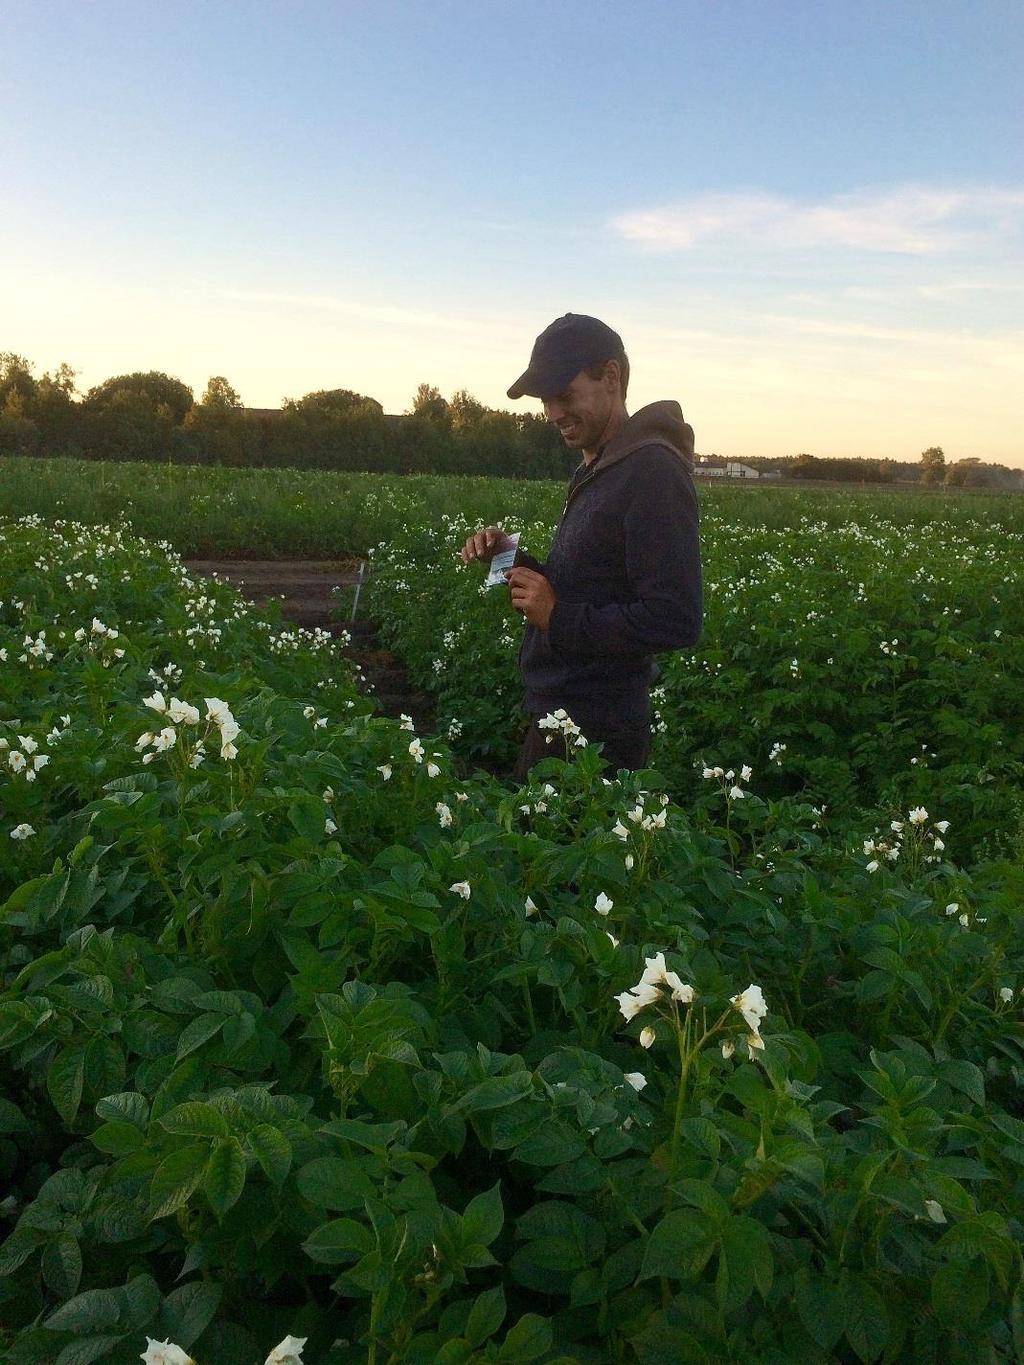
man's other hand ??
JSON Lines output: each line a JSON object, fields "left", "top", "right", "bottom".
{"left": 460, "top": 525, "right": 514, "bottom": 565}
{"left": 507, "top": 567, "right": 556, "bottom": 630}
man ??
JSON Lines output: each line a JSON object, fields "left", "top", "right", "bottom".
{"left": 461, "top": 313, "right": 702, "bottom": 781}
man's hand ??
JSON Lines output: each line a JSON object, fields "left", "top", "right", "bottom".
{"left": 507, "top": 566, "right": 556, "bottom": 631}
{"left": 460, "top": 525, "right": 514, "bottom": 565}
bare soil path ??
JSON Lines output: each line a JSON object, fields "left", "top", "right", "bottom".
{"left": 186, "top": 559, "right": 435, "bottom": 734}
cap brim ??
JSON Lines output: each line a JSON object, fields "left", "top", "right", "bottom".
{"left": 507, "top": 369, "right": 538, "bottom": 400}
{"left": 506, "top": 355, "right": 582, "bottom": 401}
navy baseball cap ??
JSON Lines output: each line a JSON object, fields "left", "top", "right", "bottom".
{"left": 507, "top": 313, "right": 625, "bottom": 400}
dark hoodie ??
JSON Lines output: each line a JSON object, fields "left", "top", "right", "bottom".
{"left": 516, "top": 399, "right": 702, "bottom": 725}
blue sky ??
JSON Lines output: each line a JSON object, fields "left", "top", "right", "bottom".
{"left": 4, "top": 1, "right": 1022, "bottom": 463}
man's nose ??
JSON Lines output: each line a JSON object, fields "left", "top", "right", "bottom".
{"left": 544, "top": 401, "right": 564, "bottom": 425}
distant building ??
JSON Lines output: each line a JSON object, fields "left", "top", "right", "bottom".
{"left": 697, "top": 457, "right": 760, "bottom": 479}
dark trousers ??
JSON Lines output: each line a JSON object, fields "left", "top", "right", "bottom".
{"left": 512, "top": 710, "right": 651, "bottom": 783}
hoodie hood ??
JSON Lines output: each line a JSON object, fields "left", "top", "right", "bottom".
{"left": 596, "top": 400, "right": 694, "bottom": 473}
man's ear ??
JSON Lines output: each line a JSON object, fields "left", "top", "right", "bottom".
{"left": 603, "top": 359, "right": 621, "bottom": 394}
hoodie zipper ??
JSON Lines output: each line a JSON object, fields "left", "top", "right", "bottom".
{"left": 560, "top": 456, "right": 604, "bottom": 520}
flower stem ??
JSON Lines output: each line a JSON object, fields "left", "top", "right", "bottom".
{"left": 666, "top": 1007, "right": 692, "bottom": 1201}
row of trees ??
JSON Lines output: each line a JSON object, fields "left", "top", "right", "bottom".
{"left": 2, "top": 353, "right": 1019, "bottom": 487}
{"left": 0, "top": 356, "right": 574, "bottom": 479}
{"left": 708, "top": 449, "right": 1022, "bottom": 490}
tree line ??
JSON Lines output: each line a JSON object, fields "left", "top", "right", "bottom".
{"left": 1, "top": 353, "right": 1019, "bottom": 487}
{"left": 0, "top": 356, "right": 575, "bottom": 480}
{"left": 703, "top": 449, "right": 1023, "bottom": 490}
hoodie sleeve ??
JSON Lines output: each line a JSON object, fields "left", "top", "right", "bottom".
{"left": 545, "top": 450, "right": 702, "bottom": 658}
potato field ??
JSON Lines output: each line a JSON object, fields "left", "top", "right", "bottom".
{"left": 2, "top": 456, "right": 1023, "bottom": 1364}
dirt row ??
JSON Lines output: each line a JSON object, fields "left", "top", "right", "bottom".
{"left": 186, "top": 559, "right": 435, "bottom": 734}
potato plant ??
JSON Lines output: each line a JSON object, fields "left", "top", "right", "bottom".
{"left": 2, "top": 515, "right": 1023, "bottom": 1365}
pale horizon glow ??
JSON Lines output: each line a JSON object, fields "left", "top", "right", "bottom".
{"left": 3, "top": 2, "right": 1022, "bottom": 467}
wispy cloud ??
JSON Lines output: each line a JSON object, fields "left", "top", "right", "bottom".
{"left": 214, "top": 288, "right": 482, "bottom": 334}
{"left": 613, "top": 184, "right": 1024, "bottom": 255}
{"left": 755, "top": 312, "right": 1024, "bottom": 361}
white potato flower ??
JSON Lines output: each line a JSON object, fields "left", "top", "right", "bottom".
{"left": 612, "top": 821, "right": 629, "bottom": 841}
{"left": 377, "top": 764, "right": 393, "bottom": 781}
{"left": 426, "top": 762, "right": 441, "bottom": 778}
{"left": 639, "top": 1026, "right": 656, "bottom": 1049}
{"left": 265, "top": 1336, "right": 307, "bottom": 1365}
{"left": 614, "top": 982, "right": 661, "bottom": 1021}
{"left": 623, "top": 1072, "right": 647, "bottom": 1093}
{"left": 605, "top": 931, "right": 619, "bottom": 948}
{"left": 167, "top": 698, "right": 200, "bottom": 725}
{"left": 219, "top": 718, "right": 241, "bottom": 745}
{"left": 436, "top": 802, "right": 452, "bottom": 828}
{"left": 721, "top": 1039, "right": 735, "bottom": 1059}
{"left": 729, "top": 785, "right": 744, "bottom": 800}
{"left": 740, "top": 764, "right": 753, "bottom": 782}
{"left": 594, "top": 892, "right": 614, "bottom": 916}
{"left": 923, "top": 1200, "right": 946, "bottom": 1224}
{"left": 731, "top": 984, "right": 768, "bottom": 1035}
{"left": 639, "top": 953, "right": 695, "bottom": 1004}
{"left": 450, "top": 881, "right": 471, "bottom": 900}
{"left": 908, "top": 806, "right": 928, "bottom": 825}
{"left": 865, "top": 860, "right": 880, "bottom": 873}
{"left": 409, "top": 738, "right": 425, "bottom": 762}
{"left": 639, "top": 952, "right": 669, "bottom": 986}
{"left": 998, "top": 987, "right": 1014, "bottom": 1003}
{"left": 143, "top": 690, "right": 167, "bottom": 715}
{"left": 10, "top": 823, "right": 35, "bottom": 840}
{"left": 140, "top": 1341, "right": 194, "bottom": 1365}
{"left": 945, "top": 903, "right": 959, "bottom": 916}
{"left": 525, "top": 896, "right": 538, "bottom": 916}
{"left": 325, "top": 819, "right": 337, "bottom": 835}
{"left": 665, "top": 974, "right": 695, "bottom": 1004}
{"left": 934, "top": 820, "right": 950, "bottom": 833}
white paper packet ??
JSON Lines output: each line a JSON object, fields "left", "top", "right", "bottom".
{"left": 484, "top": 532, "right": 520, "bottom": 588}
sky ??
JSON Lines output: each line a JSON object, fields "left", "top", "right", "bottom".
{"left": 3, "top": 0, "right": 1022, "bottom": 464}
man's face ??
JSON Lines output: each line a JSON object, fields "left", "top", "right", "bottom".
{"left": 542, "top": 367, "right": 615, "bottom": 452}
